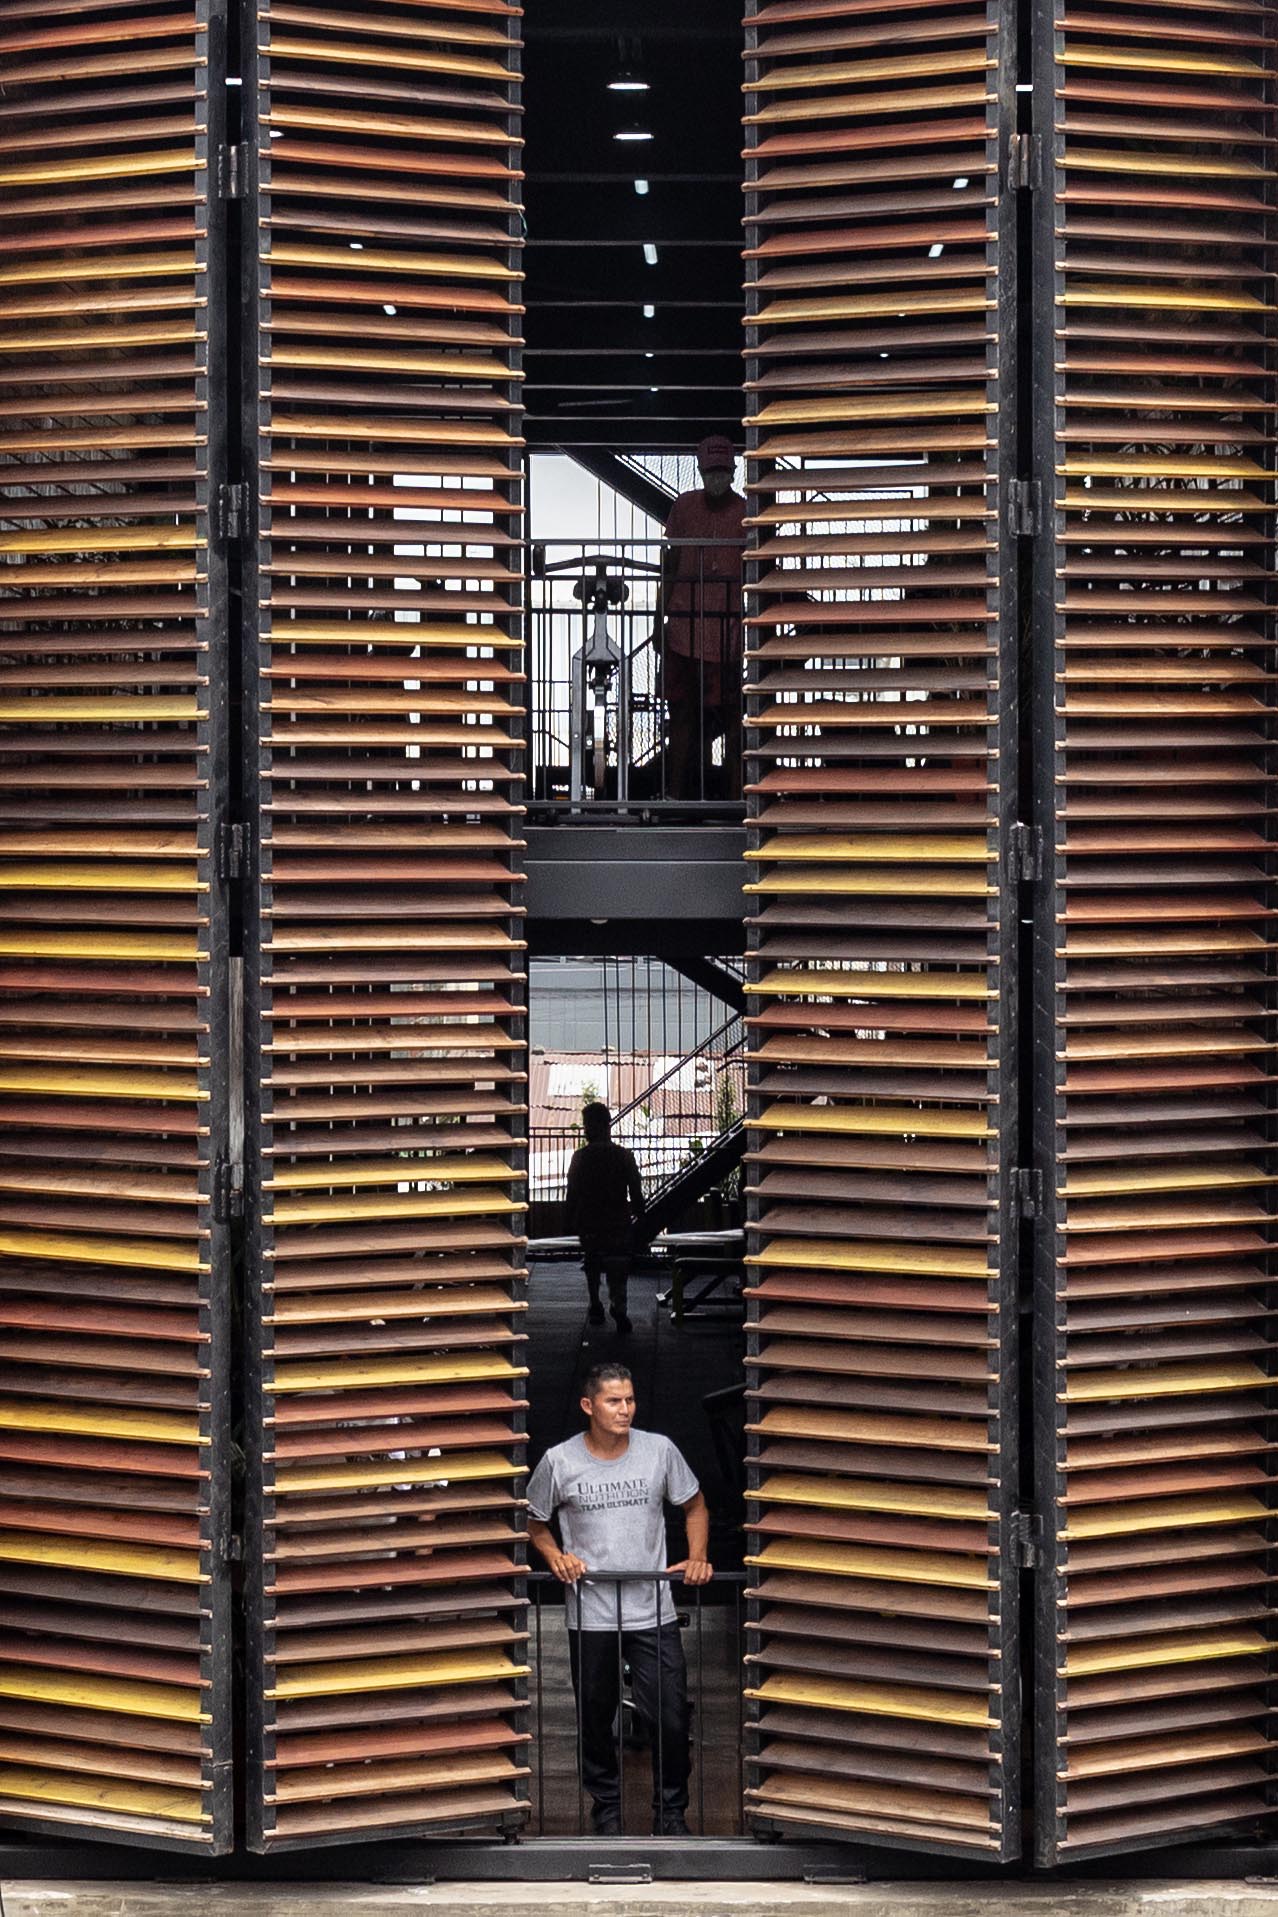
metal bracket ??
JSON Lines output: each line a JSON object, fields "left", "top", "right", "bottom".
{"left": 216, "top": 1532, "right": 242, "bottom": 1564}
{"left": 212, "top": 1156, "right": 244, "bottom": 1224}
{"left": 588, "top": 1863, "right": 652, "bottom": 1884}
{"left": 1012, "top": 1509, "right": 1041, "bottom": 1570}
{"left": 216, "top": 143, "right": 245, "bottom": 200}
{"left": 1009, "top": 130, "right": 1039, "bottom": 191}
{"left": 215, "top": 821, "right": 245, "bottom": 882}
{"left": 1008, "top": 820, "right": 1043, "bottom": 884}
{"left": 804, "top": 1867, "right": 868, "bottom": 1885}
{"left": 1012, "top": 1166, "right": 1045, "bottom": 1222}
{"left": 1010, "top": 477, "right": 1041, "bottom": 537}
{"left": 215, "top": 482, "right": 245, "bottom": 543}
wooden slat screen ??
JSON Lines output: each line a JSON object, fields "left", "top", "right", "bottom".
{"left": 1030, "top": 0, "right": 1278, "bottom": 1864}
{"left": 740, "top": 0, "right": 1021, "bottom": 1857}
{"left": 240, "top": 0, "right": 530, "bottom": 1850}
{"left": 0, "top": 0, "right": 232, "bottom": 1852}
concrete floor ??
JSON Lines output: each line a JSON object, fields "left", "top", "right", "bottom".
{"left": 8, "top": 1883, "right": 1278, "bottom": 1917}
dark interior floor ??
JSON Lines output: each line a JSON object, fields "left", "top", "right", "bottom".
{"left": 525, "top": 1256, "right": 747, "bottom": 1569}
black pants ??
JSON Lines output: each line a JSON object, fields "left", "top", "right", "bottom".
{"left": 580, "top": 1235, "right": 630, "bottom": 1318}
{"left": 567, "top": 1622, "right": 690, "bottom": 1826}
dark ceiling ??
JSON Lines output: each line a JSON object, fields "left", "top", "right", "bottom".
{"left": 521, "top": 0, "right": 745, "bottom": 456}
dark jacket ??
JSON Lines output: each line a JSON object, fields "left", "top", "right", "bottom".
{"left": 565, "top": 1139, "right": 645, "bottom": 1248}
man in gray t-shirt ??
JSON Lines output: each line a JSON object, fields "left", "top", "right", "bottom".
{"left": 527, "top": 1362, "right": 712, "bottom": 1836}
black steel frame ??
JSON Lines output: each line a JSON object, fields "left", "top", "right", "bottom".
{"left": 1025, "top": 0, "right": 1278, "bottom": 1868}
{"left": 736, "top": 0, "right": 1025, "bottom": 1865}
{"left": 233, "top": 0, "right": 532, "bottom": 1852}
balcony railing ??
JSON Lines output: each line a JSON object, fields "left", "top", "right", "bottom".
{"left": 528, "top": 537, "right": 746, "bottom": 815}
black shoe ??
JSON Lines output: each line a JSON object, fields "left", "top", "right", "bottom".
{"left": 655, "top": 1815, "right": 691, "bottom": 1837}
{"left": 612, "top": 1311, "right": 633, "bottom": 1335}
{"left": 587, "top": 1300, "right": 606, "bottom": 1325}
{"left": 591, "top": 1810, "right": 622, "bottom": 1836}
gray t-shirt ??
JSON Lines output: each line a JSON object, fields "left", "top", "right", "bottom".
{"left": 526, "top": 1428, "right": 699, "bottom": 1631}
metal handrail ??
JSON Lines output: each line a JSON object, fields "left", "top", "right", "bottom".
{"left": 610, "top": 1009, "right": 745, "bottom": 1131}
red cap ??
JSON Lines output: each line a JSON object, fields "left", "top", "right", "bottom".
{"left": 695, "top": 434, "right": 736, "bottom": 473}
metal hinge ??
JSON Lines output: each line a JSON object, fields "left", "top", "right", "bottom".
{"left": 1011, "top": 477, "right": 1041, "bottom": 537}
{"left": 215, "top": 820, "right": 245, "bottom": 882}
{"left": 215, "top": 482, "right": 245, "bottom": 543}
{"left": 589, "top": 1864, "right": 652, "bottom": 1884}
{"left": 1012, "top": 1166, "right": 1045, "bottom": 1222}
{"left": 1007, "top": 820, "right": 1043, "bottom": 883}
{"left": 217, "top": 142, "right": 245, "bottom": 200}
{"left": 212, "top": 1155, "right": 244, "bottom": 1224}
{"left": 1012, "top": 1509, "right": 1041, "bottom": 1570}
{"left": 1009, "top": 130, "right": 1039, "bottom": 190}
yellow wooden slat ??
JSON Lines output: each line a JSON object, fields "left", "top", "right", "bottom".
{"left": 0, "top": 1531, "right": 202, "bottom": 1584}
{"left": 1065, "top": 1363, "right": 1269, "bottom": 1402}
{"left": 0, "top": 698, "right": 202, "bottom": 723}
{"left": 269, "top": 1651, "right": 528, "bottom": 1701}
{"left": 0, "top": 930, "right": 199, "bottom": 962}
{"left": 270, "top": 1353, "right": 526, "bottom": 1394}
{"left": 0, "top": 1766, "right": 204, "bottom": 1824}
{"left": 748, "top": 1237, "right": 991, "bottom": 1281}
{"left": 748, "top": 969, "right": 992, "bottom": 1001}
{"left": 745, "top": 835, "right": 989, "bottom": 864}
{"left": 0, "top": 150, "right": 196, "bottom": 189}
{"left": 0, "top": 1229, "right": 202, "bottom": 1272}
{"left": 755, "top": 289, "right": 992, "bottom": 327}
{"left": 0, "top": 254, "right": 197, "bottom": 290}
{"left": 745, "top": 1673, "right": 993, "bottom": 1728}
{"left": 268, "top": 1186, "right": 521, "bottom": 1227}
{"left": 1064, "top": 1632, "right": 1270, "bottom": 1679}
{"left": 757, "top": 1103, "right": 993, "bottom": 1140}
{"left": 746, "top": 1539, "right": 995, "bottom": 1590}
{"left": 0, "top": 863, "right": 202, "bottom": 894}
{"left": 1062, "top": 41, "right": 1264, "bottom": 75}
{"left": 1064, "top": 1495, "right": 1269, "bottom": 1539}
{"left": 750, "top": 1473, "right": 989, "bottom": 1522}
{"left": 0, "top": 528, "right": 198, "bottom": 557}
{"left": 1063, "top": 285, "right": 1271, "bottom": 316}
{"left": 275, "top": 620, "right": 522, "bottom": 651}
{"left": 269, "top": 243, "right": 519, "bottom": 284}
{"left": 0, "top": 1398, "right": 198, "bottom": 1445}
{"left": 744, "top": 869, "right": 993, "bottom": 898}
{"left": 0, "top": 1666, "right": 206, "bottom": 1724}
{"left": 264, "top": 34, "right": 516, "bottom": 85}
{"left": 274, "top": 1449, "right": 523, "bottom": 1497}
{"left": 0, "top": 1065, "right": 201, "bottom": 1101}
{"left": 268, "top": 1154, "right": 516, "bottom": 1191}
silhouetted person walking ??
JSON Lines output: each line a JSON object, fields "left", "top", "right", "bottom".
{"left": 565, "top": 1101, "right": 644, "bottom": 1334}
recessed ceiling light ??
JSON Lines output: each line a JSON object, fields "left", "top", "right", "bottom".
{"left": 643, "top": 303, "right": 655, "bottom": 319}
{"left": 634, "top": 178, "right": 650, "bottom": 196}
{"left": 952, "top": 176, "right": 970, "bottom": 189}
{"left": 614, "top": 127, "right": 654, "bottom": 143}
{"left": 608, "top": 74, "right": 649, "bottom": 92}
{"left": 226, "top": 76, "right": 242, "bottom": 86}
{"left": 928, "top": 243, "right": 944, "bottom": 258}
{"left": 383, "top": 304, "right": 397, "bottom": 316}
{"left": 643, "top": 243, "right": 658, "bottom": 265}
